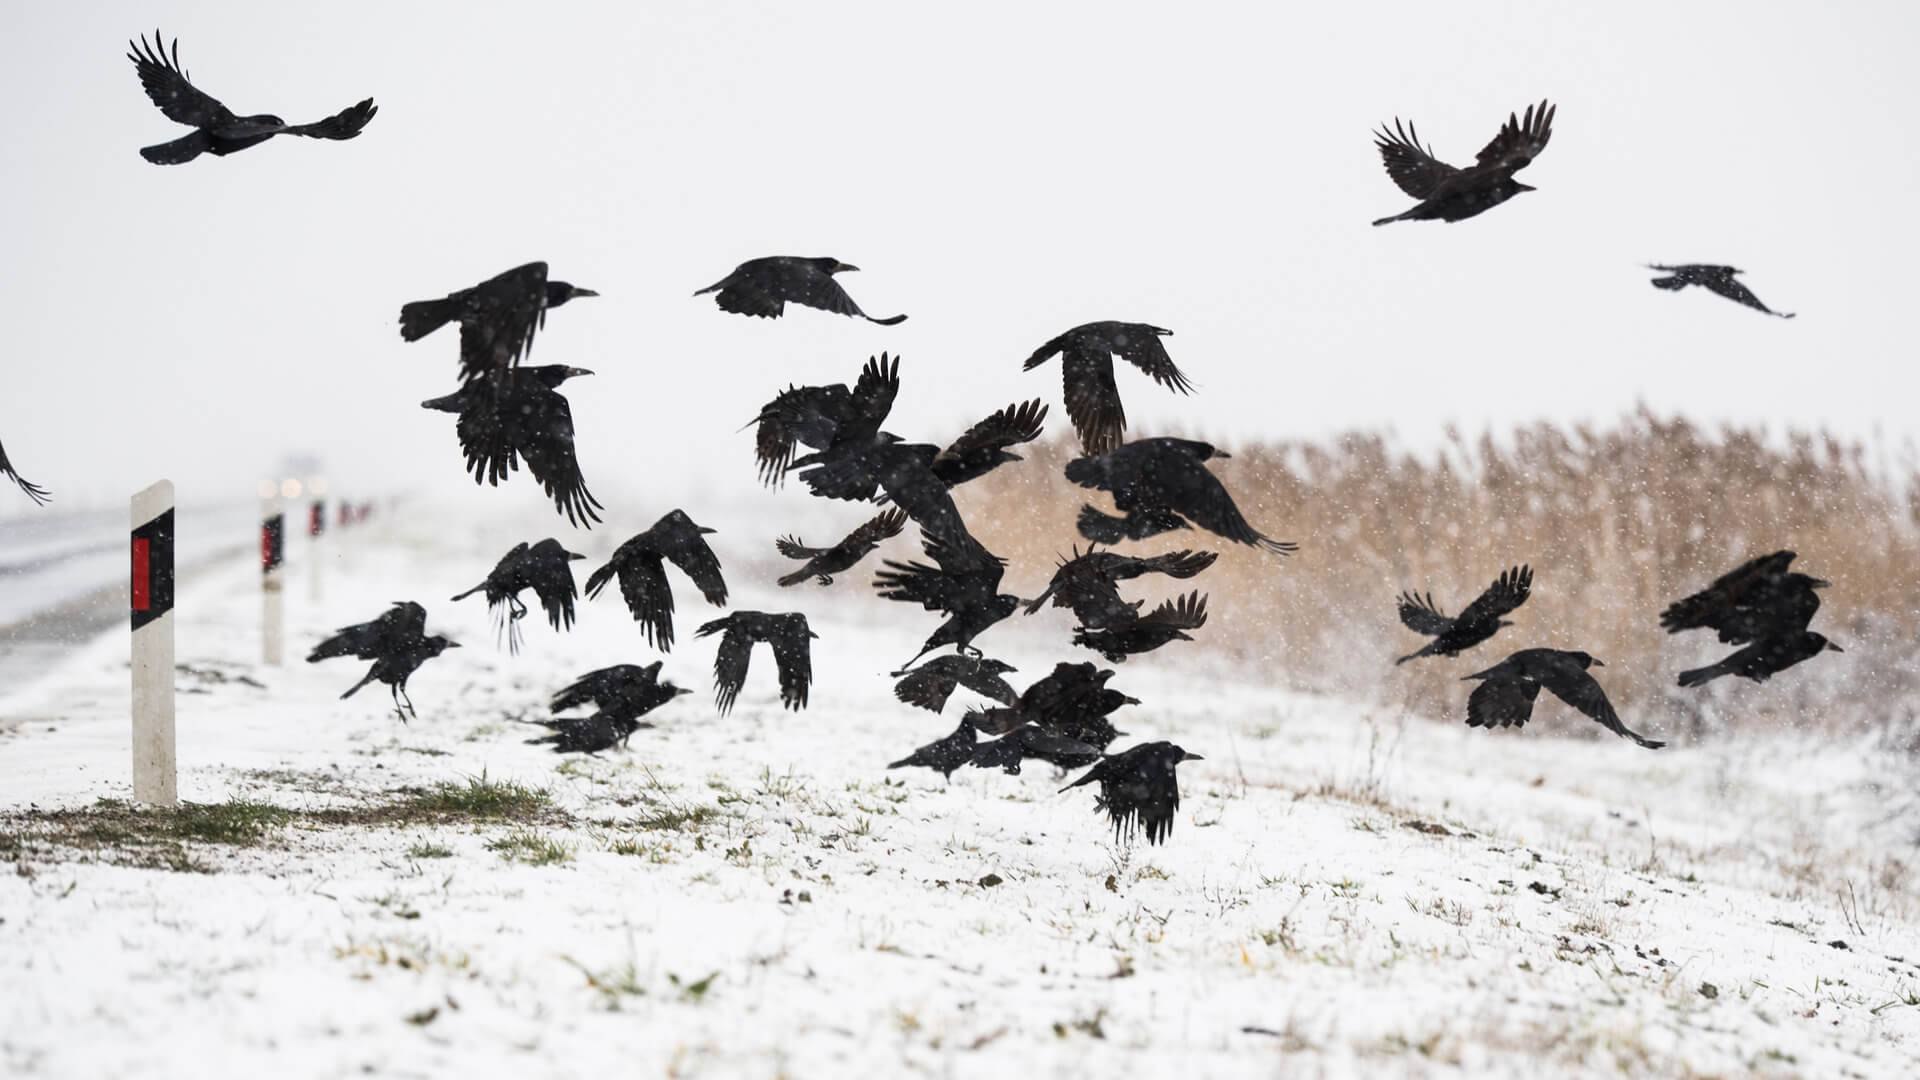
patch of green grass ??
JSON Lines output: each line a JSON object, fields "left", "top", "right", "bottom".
{"left": 407, "top": 841, "right": 454, "bottom": 859}
{"left": 403, "top": 774, "right": 551, "bottom": 821}
{"left": 170, "top": 800, "right": 295, "bottom": 844}
{"left": 487, "top": 828, "right": 573, "bottom": 865}
{"left": 633, "top": 804, "right": 720, "bottom": 832}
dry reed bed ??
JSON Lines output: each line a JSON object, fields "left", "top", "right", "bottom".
{"left": 959, "top": 410, "right": 1920, "bottom": 740}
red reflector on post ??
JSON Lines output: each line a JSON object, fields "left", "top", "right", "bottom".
{"left": 132, "top": 538, "right": 151, "bottom": 610}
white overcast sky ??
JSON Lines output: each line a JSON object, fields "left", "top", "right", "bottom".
{"left": 3, "top": 0, "right": 1917, "bottom": 518}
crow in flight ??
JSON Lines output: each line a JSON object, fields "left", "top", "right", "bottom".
{"left": 752, "top": 354, "right": 899, "bottom": 486}
{"left": 1372, "top": 100, "right": 1555, "bottom": 226}
{"left": 1678, "top": 631, "right": 1842, "bottom": 688}
{"left": 887, "top": 719, "right": 981, "bottom": 780}
{"left": 696, "top": 256, "right": 905, "bottom": 324}
{"left": 449, "top": 538, "right": 585, "bottom": 653}
{"left": 968, "top": 724, "right": 1104, "bottom": 775}
{"left": 696, "top": 612, "right": 817, "bottom": 715}
{"left": 1463, "top": 649, "right": 1663, "bottom": 749}
{"left": 307, "top": 601, "right": 458, "bottom": 720}
{"left": 1073, "top": 591, "right": 1209, "bottom": 663}
{"left": 1661, "top": 551, "right": 1827, "bottom": 644}
{"left": 1024, "top": 322, "right": 1192, "bottom": 454}
{"left": 1396, "top": 565, "right": 1532, "bottom": 665}
{"left": 0, "top": 437, "right": 48, "bottom": 505}
{"left": 1061, "top": 741, "right": 1203, "bottom": 845}
{"left": 793, "top": 394, "right": 1045, "bottom": 517}
{"left": 1647, "top": 265, "right": 1794, "bottom": 319}
{"left": 776, "top": 508, "right": 908, "bottom": 586}
{"left": 967, "top": 661, "right": 1135, "bottom": 750}
{"left": 401, "top": 262, "right": 599, "bottom": 384}
{"left": 422, "top": 365, "right": 603, "bottom": 527}
{"left": 1025, "top": 547, "right": 1217, "bottom": 631}
{"left": 530, "top": 662, "right": 693, "bottom": 753}
{"left": 585, "top": 510, "right": 728, "bottom": 651}
{"left": 1067, "top": 438, "right": 1296, "bottom": 554}
{"left": 874, "top": 525, "right": 1020, "bottom": 667}
{"left": 892, "top": 654, "right": 1020, "bottom": 713}
{"left": 127, "top": 31, "right": 377, "bottom": 165}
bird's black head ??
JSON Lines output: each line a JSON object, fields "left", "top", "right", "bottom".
{"left": 1811, "top": 633, "right": 1844, "bottom": 654}
{"left": 669, "top": 683, "right": 693, "bottom": 697}
{"left": 526, "top": 365, "right": 595, "bottom": 389}
{"left": 547, "top": 282, "right": 599, "bottom": 308}
{"left": 811, "top": 258, "right": 858, "bottom": 275}
{"left": 1567, "top": 650, "right": 1602, "bottom": 668}
{"left": 1168, "top": 743, "right": 1204, "bottom": 764}
{"left": 1795, "top": 573, "right": 1832, "bottom": 590}
{"left": 664, "top": 508, "right": 716, "bottom": 535}
{"left": 425, "top": 634, "right": 460, "bottom": 656}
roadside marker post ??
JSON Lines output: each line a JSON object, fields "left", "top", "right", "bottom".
{"left": 131, "top": 481, "right": 176, "bottom": 807}
{"left": 307, "top": 498, "right": 326, "bottom": 603}
{"left": 262, "top": 499, "right": 285, "bottom": 665}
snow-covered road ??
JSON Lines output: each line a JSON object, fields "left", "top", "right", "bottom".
{"left": 4, "top": 509, "right": 1918, "bottom": 1078}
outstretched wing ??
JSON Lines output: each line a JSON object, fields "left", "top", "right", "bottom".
{"left": 775, "top": 535, "right": 829, "bottom": 560}
{"left": 1110, "top": 326, "right": 1192, "bottom": 395}
{"left": 526, "top": 548, "right": 581, "bottom": 631}
{"left": 940, "top": 399, "right": 1048, "bottom": 461}
{"left": 511, "top": 385, "right": 602, "bottom": 528}
{"left": 1139, "top": 591, "right": 1208, "bottom": 631}
{"left": 1703, "top": 275, "right": 1791, "bottom": 317}
{"left": 698, "top": 619, "right": 752, "bottom": 715}
{"left": 1158, "top": 455, "right": 1297, "bottom": 555}
{"left": 769, "top": 617, "right": 814, "bottom": 711}
{"left": 1374, "top": 118, "right": 1458, "bottom": 198}
{"left": 755, "top": 384, "right": 851, "bottom": 484}
{"left": 850, "top": 353, "right": 900, "bottom": 429}
{"left": 844, "top": 507, "right": 909, "bottom": 550}
{"left": 1396, "top": 591, "right": 1453, "bottom": 637}
{"left": 282, "top": 98, "right": 378, "bottom": 140}
{"left": 599, "top": 554, "right": 676, "bottom": 650}
{"left": 551, "top": 664, "right": 646, "bottom": 714}
{"left": 1543, "top": 667, "right": 1664, "bottom": 748}
{"left": 1109, "top": 549, "right": 1217, "bottom": 584}
{"left": 1464, "top": 676, "right": 1540, "bottom": 730}
{"left": 451, "top": 386, "right": 517, "bottom": 486}
{"left": 0, "top": 439, "right": 50, "bottom": 506}
{"left": 1660, "top": 551, "right": 1795, "bottom": 635}
{"left": 1060, "top": 349, "right": 1125, "bottom": 455}
{"left": 458, "top": 263, "right": 550, "bottom": 383}
{"left": 128, "top": 32, "right": 235, "bottom": 128}
{"left": 665, "top": 534, "right": 728, "bottom": 607}
{"left": 1456, "top": 565, "right": 1532, "bottom": 625}
{"left": 1474, "top": 100, "right": 1555, "bottom": 172}
{"left": 893, "top": 660, "right": 959, "bottom": 713}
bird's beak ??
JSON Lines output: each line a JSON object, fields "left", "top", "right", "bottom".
{"left": 1809, "top": 578, "right": 1832, "bottom": 589}
{"left": 1214, "top": 450, "right": 1233, "bottom": 459}
{"left": 837, "top": 263, "right": 861, "bottom": 273}
{"left": 574, "top": 288, "right": 600, "bottom": 298}
{"left": 447, "top": 641, "right": 463, "bottom": 649}
{"left": 698, "top": 526, "right": 717, "bottom": 535}
{"left": 1826, "top": 641, "right": 1845, "bottom": 653}
{"left": 567, "top": 551, "right": 586, "bottom": 561}
{"left": 675, "top": 686, "right": 693, "bottom": 695}
{"left": 569, "top": 367, "right": 596, "bottom": 378}
{"left": 1591, "top": 658, "right": 1605, "bottom": 667}
{"left": 1184, "top": 753, "right": 1205, "bottom": 762}
{"left": 809, "top": 631, "right": 821, "bottom": 639}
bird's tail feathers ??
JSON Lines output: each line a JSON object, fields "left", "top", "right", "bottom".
{"left": 400, "top": 298, "right": 457, "bottom": 341}
{"left": 776, "top": 567, "right": 813, "bottom": 587}
{"left": 449, "top": 582, "right": 486, "bottom": 602}
{"left": 1649, "top": 275, "right": 1686, "bottom": 291}
{"left": 583, "top": 564, "right": 615, "bottom": 599}
{"left": 1677, "top": 663, "right": 1726, "bottom": 688}
{"left": 866, "top": 313, "right": 908, "bottom": 326}
{"left": 340, "top": 670, "right": 376, "bottom": 700}
{"left": 1075, "top": 505, "right": 1130, "bottom": 545}
{"left": 139, "top": 132, "right": 211, "bottom": 165}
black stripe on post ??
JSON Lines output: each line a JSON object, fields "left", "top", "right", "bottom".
{"left": 131, "top": 508, "right": 175, "bottom": 631}
{"left": 261, "top": 513, "right": 285, "bottom": 574}
{"left": 309, "top": 500, "right": 326, "bottom": 538}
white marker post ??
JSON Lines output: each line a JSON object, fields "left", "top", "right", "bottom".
{"left": 307, "top": 498, "right": 326, "bottom": 603}
{"left": 131, "top": 481, "right": 177, "bottom": 806}
{"left": 262, "top": 499, "right": 285, "bottom": 665}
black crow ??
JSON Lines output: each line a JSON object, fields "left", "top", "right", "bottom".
{"left": 695, "top": 612, "right": 817, "bottom": 715}
{"left": 1661, "top": 551, "right": 1826, "bottom": 644}
{"left": 307, "top": 601, "right": 458, "bottom": 720}
{"left": 1061, "top": 741, "right": 1203, "bottom": 845}
{"left": 450, "top": 538, "right": 585, "bottom": 653}
{"left": 887, "top": 719, "right": 980, "bottom": 780}
{"left": 1025, "top": 547, "right": 1217, "bottom": 631}
{"left": 968, "top": 723, "right": 1104, "bottom": 775}
{"left": 1462, "top": 649, "right": 1663, "bottom": 749}
{"left": 892, "top": 654, "right": 1019, "bottom": 713}
{"left": 927, "top": 399, "right": 1049, "bottom": 486}
{"left": 1073, "top": 591, "right": 1208, "bottom": 663}
{"left": 0, "top": 437, "right": 48, "bottom": 506}
{"left": 1678, "top": 631, "right": 1843, "bottom": 688}
{"left": 1647, "top": 265, "right": 1794, "bottom": 319}
{"left": 968, "top": 662, "right": 1136, "bottom": 750}
{"left": 752, "top": 354, "right": 898, "bottom": 486}
{"left": 1067, "top": 438, "right": 1296, "bottom": 554}
{"left": 531, "top": 662, "right": 693, "bottom": 753}
{"left": 1023, "top": 322, "right": 1191, "bottom": 454}
{"left": 696, "top": 256, "right": 905, "bottom": 324}
{"left": 792, "top": 393, "right": 1042, "bottom": 508}
{"left": 585, "top": 510, "right": 728, "bottom": 651}
{"left": 874, "top": 525, "right": 1020, "bottom": 667}
{"left": 127, "top": 31, "right": 376, "bottom": 165}
{"left": 1372, "top": 100, "right": 1555, "bottom": 226}
{"left": 1396, "top": 565, "right": 1532, "bottom": 665}
{"left": 421, "top": 365, "right": 603, "bottom": 527}
{"left": 777, "top": 508, "right": 908, "bottom": 586}
{"left": 401, "top": 262, "right": 599, "bottom": 384}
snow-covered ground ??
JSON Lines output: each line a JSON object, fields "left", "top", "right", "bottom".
{"left": 4, "top": 510, "right": 1919, "bottom": 1078}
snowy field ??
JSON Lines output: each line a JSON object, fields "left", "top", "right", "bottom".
{"left": 4, "top": 511, "right": 1920, "bottom": 1079}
